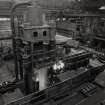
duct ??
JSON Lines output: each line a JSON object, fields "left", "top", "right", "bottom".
{"left": 24, "top": 6, "right": 45, "bottom": 26}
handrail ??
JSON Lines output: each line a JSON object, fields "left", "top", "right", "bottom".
{"left": 10, "top": 1, "right": 32, "bottom": 80}
{"left": 7, "top": 63, "right": 103, "bottom": 105}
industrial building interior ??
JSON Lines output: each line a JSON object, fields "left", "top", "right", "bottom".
{"left": 1, "top": 0, "right": 105, "bottom": 105}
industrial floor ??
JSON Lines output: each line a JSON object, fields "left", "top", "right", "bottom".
{"left": 0, "top": 60, "right": 23, "bottom": 105}
{"left": 0, "top": 60, "right": 15, "bottom": 83}
{"left": 40, "top": 88, "right": 105, "bottom": 105}
{"left": 0, "top": 58, "right": 104, "bottom": 105}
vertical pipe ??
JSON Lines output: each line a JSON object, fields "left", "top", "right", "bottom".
{"left": 10, "top": 2, "right": 31, "bottom": 81}
{"left": 38, "top": 67, "right": 48, "bottom": 90}
{"left": 24, "top": 43, "right": 35, "bottom": 94}
{"left": 24, "top": 61, "right": 35, "bottom": 94}
{"left": 19, "top": 54, "right": 23, "bottom": 79}
{"left": 11, "top": 15, "right": 19, "bottom": 80}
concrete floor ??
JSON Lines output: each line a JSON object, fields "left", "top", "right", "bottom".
{"left": 0, "top": 60, "right": 15, "bottom": 83}
{"left": 0, "top": 60, "right": 23, "bottom": 105}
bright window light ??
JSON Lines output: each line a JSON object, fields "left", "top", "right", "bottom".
{"left": 99, "top": 6, "right": 105, "bottom": 10}
{"left": 57, "top": 18, "right": 60, "bottom": 21}
{"left": 63, "top": 18, "right": 66, "bottom": 21}
{"left": 0, "top": 18, "right": 10, "bottom": 21}
{"left": 53, "top": 60, "right": 65, "bottom": 70}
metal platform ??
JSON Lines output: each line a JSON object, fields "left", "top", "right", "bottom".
{"left": 7, "top": 59, "right": 105, "bottom": 105}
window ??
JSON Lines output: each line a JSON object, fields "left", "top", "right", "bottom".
{"left": 33, "top": 32, "right": 38, "bottom": 37}
{"left": 76, "top": 27, "right": 80, "bottom": 31}
{"left": 19, "top": 27, "right": 23, "bottom": 36}
{"left": 20, "top": 29, "right": 23, "bottom": 35}
{"left": 43, "top": 31, "right": 47, "bottom": 37}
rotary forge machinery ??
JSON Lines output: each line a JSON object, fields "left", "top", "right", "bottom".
{"left": 9, "top": 0, "right": 105, "bottom": 103}
{"left": 7, "top": 1, "right": 105, "bottom": 105}
{"left": 11, "top": 2, "right": 57, "bottom": 94}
